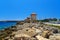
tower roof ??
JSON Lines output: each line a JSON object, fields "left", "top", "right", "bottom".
{"left": 31, "top": 12, "right": 36, "bottom": 16}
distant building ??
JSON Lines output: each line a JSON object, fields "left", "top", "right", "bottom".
{"left": 24, "top": 13, "right": 37, "bottom": 23}
{"left": 25, "top": 17, "right": 31, "bottom": 23}
{"left": 31, "top": 13, "right": 37, "bottom": 22}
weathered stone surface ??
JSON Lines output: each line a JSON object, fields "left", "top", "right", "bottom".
{"left": 49, "top": 34, "right": 60, "bottom": 40}
{"left": 36, "top": 35, "right": 50, "bottom": 40}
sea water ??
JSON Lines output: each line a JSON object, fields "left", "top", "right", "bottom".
{"left": 0, "top": 21, "right": 17, "bottom": 30}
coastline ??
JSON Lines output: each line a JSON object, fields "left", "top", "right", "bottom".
{"left": 0, "top": 21, "right": 17, "bottom": 30}
{"left": 0, "top": 20, "right": 60, "bottom": 40}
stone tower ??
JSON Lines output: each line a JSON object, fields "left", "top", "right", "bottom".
{"left": 31, "top": 13, "right": 37, "bottom": 22}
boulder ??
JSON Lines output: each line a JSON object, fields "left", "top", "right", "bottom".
{"left": 49, "top": 34, "right": 60, "bottom": 40}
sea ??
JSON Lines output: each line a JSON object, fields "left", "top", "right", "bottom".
{"left": 0, "top": 21, "right": 17, "bottom": 30}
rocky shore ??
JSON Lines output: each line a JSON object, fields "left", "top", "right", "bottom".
{"left": 0, "top": 22, "right": 60, "bottom": 40}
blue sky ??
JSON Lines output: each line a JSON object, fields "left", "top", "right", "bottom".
{"left": 0, "top": 0, "right": 60, "bottom": 20}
